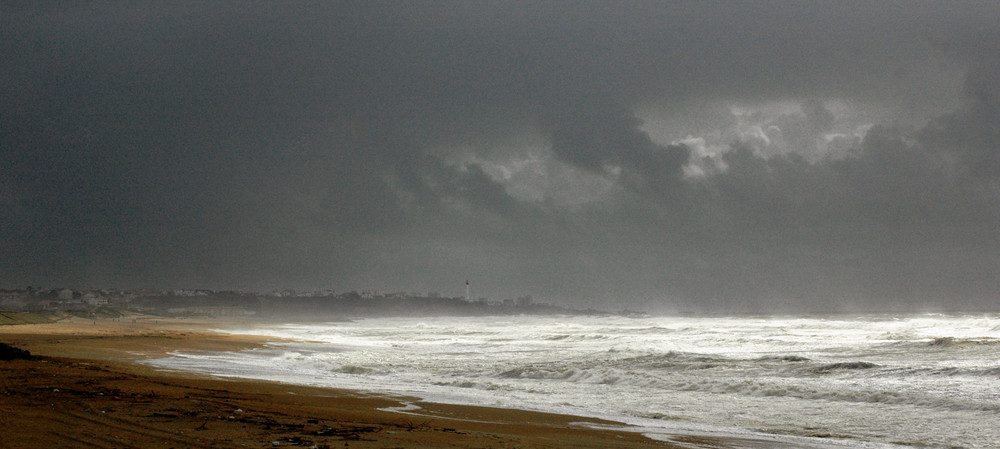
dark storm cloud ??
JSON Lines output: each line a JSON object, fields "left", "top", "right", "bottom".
{"left": 920, "top": 60, "right": 1000, "bottom": 178}
{"left": 539, "top": 102, "right": 689, "bottom": 200}
{"left": 2, "top": 2, "right": 999, "bottom": 310}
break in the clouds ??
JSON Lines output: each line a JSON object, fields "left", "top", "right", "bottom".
{"left": 3, "top": 1, "right": 999, "bottom": 311}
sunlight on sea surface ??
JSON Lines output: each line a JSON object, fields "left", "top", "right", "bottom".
{"left": 146, "top": 313, "right": 1000, "bottom": 449}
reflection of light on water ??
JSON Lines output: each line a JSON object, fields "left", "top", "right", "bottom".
{"left": 146, "top": 313, "right": 1000, "bottom": 449}
{"left": 376, "top": 401, "right": 421, "bottom": 414}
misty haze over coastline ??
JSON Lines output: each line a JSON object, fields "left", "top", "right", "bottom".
{"left": 3, "top": 286, "right": 997, "bottom": 318}
{"left": 3, "top": 2, "right": 1000, "bottom": 313}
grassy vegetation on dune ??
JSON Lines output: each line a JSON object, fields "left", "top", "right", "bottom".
{"left": 0, "top": 311, "right": 58, "bottom": 325}
{"left": 0, "top": 308, "right": 126, "bottom": 325}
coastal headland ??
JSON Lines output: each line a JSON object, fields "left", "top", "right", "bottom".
{"left": 0, "top": 316, "right": 701, "bottom": 448}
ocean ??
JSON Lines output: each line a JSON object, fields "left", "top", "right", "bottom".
{"left": 145, "top": 313, "right": 1000, "bottom": 448}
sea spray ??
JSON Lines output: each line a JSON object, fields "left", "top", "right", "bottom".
{"left": 146, "top": 313, "right": 1000, "bottom": 449}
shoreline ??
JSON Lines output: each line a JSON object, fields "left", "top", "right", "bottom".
{"left": 1, "top": 315, "right": 698, "bottom": 448}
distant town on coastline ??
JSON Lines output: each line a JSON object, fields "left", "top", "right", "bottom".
{"left": 0, "top": 287, "right": 619, "bottom": 321}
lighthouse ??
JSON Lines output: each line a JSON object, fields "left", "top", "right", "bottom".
{"left": 465, "top": 280, "right": 470, "bottom": 302}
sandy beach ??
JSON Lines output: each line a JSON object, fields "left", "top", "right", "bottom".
{"left": 0, "top": 316, "right": 696, "bottom": 448}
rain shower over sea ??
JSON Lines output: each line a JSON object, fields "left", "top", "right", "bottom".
{"left": 146, "top": 313, "right": 1000, "bottom": 448}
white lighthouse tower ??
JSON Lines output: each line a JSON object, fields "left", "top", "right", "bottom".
{"left": 465, "top": 280, "right": 470, "bottom": 302}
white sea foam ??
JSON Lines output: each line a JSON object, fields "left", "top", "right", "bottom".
{"left": 145, "top": 313, "right": 1000, "bottom": 448}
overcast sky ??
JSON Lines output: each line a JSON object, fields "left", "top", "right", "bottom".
{"left": 3, "top": 1, "right": 1000, "bottom": 312}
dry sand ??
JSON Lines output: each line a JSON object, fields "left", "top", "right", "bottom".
{"left": 0, "top": 316, "right": 720, "bottom": 448}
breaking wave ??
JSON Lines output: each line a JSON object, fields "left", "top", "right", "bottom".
{"left": 810, "top": 361, "right": 879, "bottom": 373}
{"left": 146, "top": 313, "right": 1000, "bottom": 449}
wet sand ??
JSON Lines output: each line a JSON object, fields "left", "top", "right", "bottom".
{"left": 0, "top": 316, "right": 710, "bottom": 448}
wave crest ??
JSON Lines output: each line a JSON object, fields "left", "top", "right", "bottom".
{"left": 811, "top": 361, "right": 878, "bottom": 373}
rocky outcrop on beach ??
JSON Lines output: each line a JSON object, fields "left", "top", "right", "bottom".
{"left": 0, "top": 342, "right": 33, "bottom": 361}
